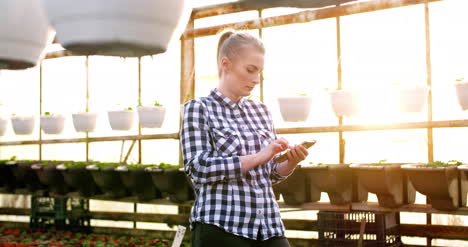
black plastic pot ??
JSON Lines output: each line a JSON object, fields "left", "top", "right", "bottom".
{"left": 350, "top": 164, "right": 415, "bottom": 208}
{"left": 273, "top": 166, "right": 320, "bottom": 206}
{"left": 32, "top": 162, "right": 73, "bottom": 195}
{"left": 11, "top": 161, "right": 44, "bottom": 192}
{"left": 117, "top": 166, "right": 162, "bottom": 201}
{"left": 148, "top": 167, "right": 195, "bottom": 203}
{"left": 58, "top": 164, "right": 101, "bottom": 197}
{"left": 88, "top": 165, "right": 129, "bottom": 199}
{"left": 303, "top": 164, "right": 368, "bottom": 205}
{"left": 402, "top": 164, "right": 465, "bottom": 210}
{"left": 0, "top": 161, "right": 24, "bottom": 192}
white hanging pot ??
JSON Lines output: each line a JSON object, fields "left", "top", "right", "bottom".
{"left": 137, "top": 106, "right": 166, "bottom": 128}
{"left": 329, "top": 90, "right": 361, "bottom": 117}
{"left": 11, "top": 116, "right": 35, "bottom": 135}
{"left": 277, "top": 96, "right": 313, "bottom": 122}
{"left": 108, "top": 110, "right": 135, "bottom": 131}
{"left": 40, "top": 115, "right": 65, "bottom": 135}
{"left": 43, "top": 0, "right": 188, "bottom": 57}
{"left": 72, "top": 112, "right": 97, "bottom": 132}
{"left": 0, "top": 119, "right": 7, "bottom": 136}
{"left": 391, "top": 85, "right": 428, "bottom": 113}
{"left": 455, "top": 79, "right": 468, "bottom": 111}
{"left": 0, "top": 0, "right": 53, "bottom": 70}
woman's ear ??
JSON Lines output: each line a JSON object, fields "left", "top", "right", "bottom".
{"left": 220, "top": 56, "right": 231, "bottom": 74}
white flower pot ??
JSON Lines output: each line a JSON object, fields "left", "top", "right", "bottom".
{"left": 0, "top": 0, "right": 53, "bottom": 70}
{"left": 40, "top": 115, "right": 65, "bottom": 135}
{"left": 43, "top": 0, "right": 188, "bottom": 57}
{"left": 72, "top": 112, "right": 97, "bottom": 132}
{"left": 0, "top": 119, "right": 7, "bottom": 136}
{"left": 329, "top": 90, "right": 361, "bottom": 117}
{"left": 108, "top": 110, "right": 135, "bottom": 131}
{"left": 137, "top": 106, "right": 166, "bottom": 128}
{"left": 11, "top": 116, "right": 35, "bottom": 135}
{"left": 455, "top": 80, "right": 468, "bottom": 111}
{"left": 391, "top": 86, "right": 428, "bottom": 113}
{"left": 277, "top": 96, "right": 313, "bottom": 122}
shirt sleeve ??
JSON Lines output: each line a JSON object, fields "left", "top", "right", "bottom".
{"left": 180, "top": 100, "right": 243, "bottom": 185}
{"left": 262, "top": 104, "right": 296, "bottom": 185}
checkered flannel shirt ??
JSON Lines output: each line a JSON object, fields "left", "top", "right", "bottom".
{"left": 180, "top": 89, "right": 290, "bottom": 241}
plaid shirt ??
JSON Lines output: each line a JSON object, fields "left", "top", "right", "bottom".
{"left": 180, "top": 89, "right": 289, "bottom": 241}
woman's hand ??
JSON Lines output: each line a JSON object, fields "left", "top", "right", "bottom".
{"left": 240, "top": 137, "right": 289, "bottom": 173}
{"left": 285, "top": 144, "right": 309, "bottom": 166}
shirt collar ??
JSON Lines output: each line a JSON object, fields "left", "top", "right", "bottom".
{"left": 211, "top": 89, "right": 245, "bottom": 110}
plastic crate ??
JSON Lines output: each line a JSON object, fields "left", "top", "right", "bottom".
{"left": 318, "top": 211, "right": 402, "bottom": 247}
{"left": 30, "top": 196, "right": 90, "bottom": 231}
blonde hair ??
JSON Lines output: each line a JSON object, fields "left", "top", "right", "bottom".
{"left": 217, "top": 30, "right": 265, "bottom": 76}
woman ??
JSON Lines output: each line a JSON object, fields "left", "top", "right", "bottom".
{"left": 180, "top": 31, "right": 309, "bottom": 247}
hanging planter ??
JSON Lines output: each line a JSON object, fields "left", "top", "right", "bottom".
{"left": 0, "top": 118, "right": 7, "bottom": 136}
{"left": 57, "top": 162, "right": 101, "bottom": 197}
{"left": 117, "top": 164, "right": 162, "bottom": 201}
{"left": 329, "top": 90, "right": 361, "bottom": 117}
{"left": 11, "top": 116, "right": 35, "bottom": 135}
{"left": 455, "top": 78, "right": 468, "bottom": 110}
{"left": 272, "top": 166, "right": 319, "bottom": 205}
{"left": 137, "top": 102, "right": 166, "bottom": 128}
{"left": 147, "top": 163, "right": 194, "bottom": 203}
{"left": 87, "top": 163, "right": 129, "bottom": 199}
{"left": 42, "top": 0, "right": 188, "bottom": 57}
{"left": 32, "top": 161, "right": 73, "bottom": 195}
{"left": 40, "top": 113, "right": 65, "bottom": 135}
{"left": 390, "top": 85, "right": 428, "bottom": 113}
{"left": 0, "top": 0, "right": 53, "bottom": 70}
{"left": 107, "top": 108, "right": 136, "bottom": 131}
{"left": 72, "top": 112, "right": 97, "bottom": 132}
{"left": 402, "top": 161, "right": 466, "bottom": 210}
{"left": 303, "top": 163, "right": 368, "bottom": 205}
{"left": 277, "top": 95, "right": 313, "bottom": 122}
{"left": 350, "top": 163, "right": 416, "bottom": 208}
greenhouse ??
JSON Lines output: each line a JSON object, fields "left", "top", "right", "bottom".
{"left": 0, "top": 0, "right": 467, "bottom": 246}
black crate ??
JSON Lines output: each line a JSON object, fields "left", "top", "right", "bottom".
{"left": 30, "top": 195, "right": 90, "bottom": 231}
{"left": 318, "top": 211, "right": 402, "bottom": 247}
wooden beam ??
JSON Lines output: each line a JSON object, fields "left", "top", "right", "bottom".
{"left": 192, "top": 2, "right": 248, "bottom": 19}
{"left": 180, "top": 16, "right": 196, "bottom": 105}
{"left": 183, "top": 0, "right": 442, "bottom": 39}
{"left": 351, "top": 202, "right": 468, "bottom": 216}
{"left": 401, "top": 224, "right": 468, "bottom": 240}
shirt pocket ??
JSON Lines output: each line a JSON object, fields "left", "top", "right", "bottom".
{"left": 255, "top": 128, "right": 275, "bottom": 148}
{"left": 211, "top": 127, "right": 242, "bottom": 156}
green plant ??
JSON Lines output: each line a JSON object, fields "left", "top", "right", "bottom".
{"left": 44, "top": 112, "right": 51, "bottom": 116}
{"left": 63, "top": 161, "right": 90, "bottom": 169}
{"left": 424, "top": 160, "right": 461, "bottom": 168}
{"left": 154, "top": 100, "right": 163, "bottom": 107}
{"left": 126, "top": 164, "right": 159, "bottom": 169}
{"left": 367, "top": 159, "right": 392, "bottom": 166}
{"left": 456, "top": 77, "right": 465, "bottom": 82}
{"left": 158, "top": 162, "right": 182, "bottom": 169}
{"left": 125, "top": 107, "right": 133, "bottom": 111}
{"left": 94, "top": 162, "right": 121, "bottom": 168}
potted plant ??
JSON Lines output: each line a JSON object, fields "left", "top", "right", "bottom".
{"left": 0, "top": 158, "right": 23, "bottom": 192}
{"left": 57, "top": 161, "right": 101, "bottom": 197}
{"left": 9, "top": 159, "right": 45, "bottom": 192}
{"left": 277, "top": 94, "right": 313, "bottom": 122}
{"left": 72, "top": 111, "right": 97, "bottom": 132}
{"left": 146, "top": 162, "right": 195, "bottom": 203}
{"left": 328, "top": 89, "right": 362, "bottom": 117}
{"left": 350, "top": 161, "right": 416, "bottom": 208}
{"left": 272, "top": 165, "right": 319, "bottom": 205}
{"left": 87, "top": 162, "right": 129, "bottom": 198}
{"left": 402, "top": 161, "right": 466, "bottom": 210}
{"left": 0, "top": 0, "right": 53, "bottom": 70}
{"left": 32, "top": 161, "right": 72, "bottom": 195}
{"left": 390, "top": 85, "right": 428, "bottom": 113}
{"left": 116, "top": 164, "right": 161, "bottom": 201}
{"left": 0, "top": 116, "right": 7, "bottom": 136}
{"left": 303, "top": 163, "right": 368, "bottom": 205}
{"left": 455, "top": 77, "right": 468, "bottom": 110}
{"left": 107, "top": 106, "right": 136, "bottom": 131}
{"left": 137, "top": 100, "right": 166, "bottom": 128}
{"left": 40, "top": 112, "right": 65, "bottom": 135}
{"left": 11, "top": 114, "right": 35, "bottom": 135}
{"left": 42, "top": 0, "right": 188, "bottom": 57}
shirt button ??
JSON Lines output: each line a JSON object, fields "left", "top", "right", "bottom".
{"left": 257, "top": 209, "right": 263, "bottom": 214}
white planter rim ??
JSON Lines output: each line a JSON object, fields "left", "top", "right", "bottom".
{"left": 401, "top": 163, "right": 457, "bottom": 170}
{"left": 457, "top": 164, "right": 468, "bottom": 171}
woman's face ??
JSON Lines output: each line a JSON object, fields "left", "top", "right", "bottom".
{"left": 221, "top": 46, "right": 264, "bottom": 100}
